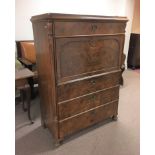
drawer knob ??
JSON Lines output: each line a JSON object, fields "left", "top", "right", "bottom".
{"left": 91, "top": 95, "right": 96, "bottom": 100}
{"left": 90, "top": 110, "right": 95, "bottom": 115}
{"left": 91, "top": 80, "right": 96, "bottom": 85}
{"left": 89, "top": 95, "right": 96, "bottom": 101}
{"left": 92, "top": 95, "right": 95, "bottom": 100}
{"left": 91, "top": 24, "right": 97, "bottom": 32}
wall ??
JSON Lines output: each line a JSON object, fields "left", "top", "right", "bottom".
{"left": 123, "top": 0, "right": 135, "bottom": 66}
{"left": 132, "top": 0, "right": 140, "bottom": 33}
{"left": 15, "top": 0, "right": 135, "bottom": 65}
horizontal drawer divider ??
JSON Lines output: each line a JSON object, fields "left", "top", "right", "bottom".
{"left": 57, "top": 69, "right": 121, "bottom": 86}
{"left": 57, "top": 66, "right": 120, "bottom": 84}
{"left": 53, "top": 33, "right": 125, "bottom": 38}
{"left": 59, "top": 99, "right": 118, "bottom": 122}
{"left": 58, "top": 85, "right": 120, "bottom": 104}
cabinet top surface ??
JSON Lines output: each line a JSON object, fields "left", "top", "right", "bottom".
{"left": 31, "top": 13, "right": 128, "bottom": 22}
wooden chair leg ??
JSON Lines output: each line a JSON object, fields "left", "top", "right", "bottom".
{"left": 28, "top": 77, "right": 35, "bottom": 99}
{"left": 26, "top": 87, "right": 34, "bottom": 124}
{"left": 20, "top": 89, "right": 27, "bottom": 111}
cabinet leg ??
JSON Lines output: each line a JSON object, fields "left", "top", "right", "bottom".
{"left": 112, "top": 115, "right": 118, "bottom": 121}
{"left": 131, "top": 66, "right": 136, "bottom": 70}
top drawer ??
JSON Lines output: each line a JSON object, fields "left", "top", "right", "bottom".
{"left": 54, "top": 21, "right": 126, "bottom": 36}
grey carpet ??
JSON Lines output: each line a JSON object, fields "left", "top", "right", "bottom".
{"left": 15, "top": 69, "right": 140, "bottom": 155}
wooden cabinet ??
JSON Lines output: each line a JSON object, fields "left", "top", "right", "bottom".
{"left": 31, "top": 13, "right": 127, "bottom": 145}
{"left": 127, "top": 33, "right": 140, "bottom": 69}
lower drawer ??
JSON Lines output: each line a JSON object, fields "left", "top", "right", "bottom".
{"left": 57, "top": 70, "right": 121, "bottom": 102}
{"left": 59, "top": 101, "right": 118, "bottom": 138}
{"left": 58, "top": 86, "right": 119, "bottom": 119}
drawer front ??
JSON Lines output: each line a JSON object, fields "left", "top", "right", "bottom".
{"left": 57, "top": 70, "right": 121, "bottom": 102}
{"left": 58, "top": 86, "right": 119, "bottom": 119}
{"left": 54, "top": 21, "right": 126, "bottom": 36}
{"left": 56, "top": 35, "right": 124, "bottom": 82}
{"left": 59, "top": 101, "right": 118, "bottom": 138}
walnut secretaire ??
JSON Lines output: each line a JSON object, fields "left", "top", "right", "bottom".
{"left": 31, "top": 13, "right": 128, "bottom": 145}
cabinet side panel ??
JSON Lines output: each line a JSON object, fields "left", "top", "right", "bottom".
{"left": 32, "top": 21, "right": 58, "bottom": 140}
